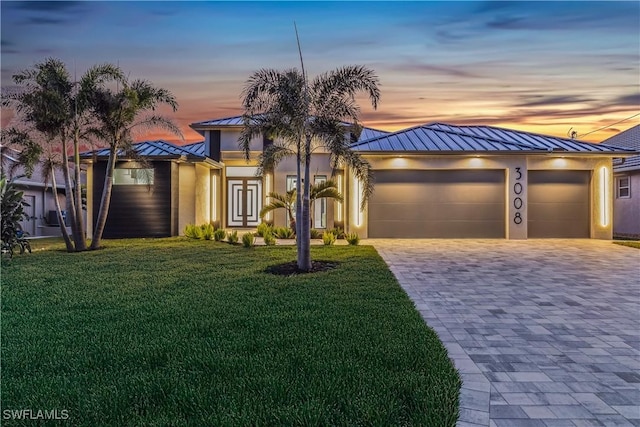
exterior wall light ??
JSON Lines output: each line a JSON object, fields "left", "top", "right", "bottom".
{"left": 600, "top": 166, "right": 608, "bottom": 227}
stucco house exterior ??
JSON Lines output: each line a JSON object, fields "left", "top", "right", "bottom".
{"left": 601, "top": 124, "right": 640, "bottom": 238}
{"left": 80, "top": 116, "right": 635, "bottom": 240}
{"left": 2, "top": 147, "right": 71, "bottom": 237}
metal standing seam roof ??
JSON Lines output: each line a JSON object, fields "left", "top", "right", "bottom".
{"left": 190, "top": 115, "right": 389, "bottom": 143}
{"left": 79, "top": 140, "right": 207, "bottom": 159}
{"left": 352, "top": 123, "right": 637, "bottom": 154}
{"left": 600, "top": 124, "right": 640, "bottom": 172}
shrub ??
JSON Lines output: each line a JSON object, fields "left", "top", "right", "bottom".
{"left": 273, "top": 227, "right": 295, "bottom": 239}
{"left": 256, "top": 222, "right": 273, "bottom": 237}
{"left": 322, "top": 231, "right": 336, "bottom": 246}
{"left": 330, "top": 227, "right": 345, "bottom": 239}
{"left": 345, "top": 232, "right": 360, "bottom": 246}
{"left": 263, "top": 233, "right": 276, "bottom": 246}
{"left": 213, "top": 228, "right": 226, "bottom": 242}
{"left": 201, "top": 223, "right": 214, "bottom": 240}
{"left": 227, "top": 230, "right": 239, "bottom": 244}
{"left": 1, "top": 176, "right": 31, "bottom": 259}
{"left": 310, "top": 229, "right": 323, "bottom": 239}
{"left": 184, "top": 223, "right": 202, "bottom": 239}
{"left": 242, "top": 232, "right": 255, "bottom": 248}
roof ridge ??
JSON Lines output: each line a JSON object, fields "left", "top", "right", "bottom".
{"left": 353, "top": 123, "right": 548, "bottom": 151}
{"left": 424, "top": 124, "right": 548, "bottom": 151}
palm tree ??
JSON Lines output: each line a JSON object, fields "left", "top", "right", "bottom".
{"left": 260, "top": 179, "right": 343, "bottom": 230}
{"left": 240, "top": 66, "right": 380, "bottom": 271}
{"left": 4, "top": 58, "right": 124, "bottom": 251}
{"left": 87, "top": 78, "right": 183, "bottom": 249}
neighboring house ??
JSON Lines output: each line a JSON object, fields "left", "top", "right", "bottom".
{"left": 80, "top": 116, "right": 636, "bottom": 240}
{"left": 601, "top": 124, "right": 640, "bottom": 238}
{"left": 1, "top": 147, "right": 71, "bottom": 237}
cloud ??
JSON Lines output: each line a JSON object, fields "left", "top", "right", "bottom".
{"left": 17, "top": 1, "right": 83, "bottom": 12}
{"left": 514, "top": 95, "right": 596, "bottom": 108}
{"left": 394, "top": 62, "right": 481, "bottom": 79}
{"left": 613, "top": 93, "right": 640, "bottom": 106}
{"left": 26, "top": 16, "right": 66, "bottom": 25}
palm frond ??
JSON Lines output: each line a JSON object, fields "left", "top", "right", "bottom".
{"left": 257, "top": 142, "right": 295, "bottom": 175}
{"left": 310, "top": 179, "right": 343, "bottom": 202}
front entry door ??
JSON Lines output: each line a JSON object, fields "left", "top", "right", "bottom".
{"left": 228, "top": 178, "right": 262, "bottom": 227}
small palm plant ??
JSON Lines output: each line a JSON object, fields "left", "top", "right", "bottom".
{"left": 259, "top": 180, "right": 343, "bottom": 231}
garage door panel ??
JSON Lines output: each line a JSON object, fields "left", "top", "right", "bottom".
{"left": 369, "top": 170, "right": 505, "bottom": 238}
{"left": 529, "top": 202, "right": 590, "bottom": 221}
{"left": 528, "top": 185, "right": 588, "bottom": 203}
{"left": 369, "top": 220, "right": 505, "bottom": 238}
{"left": 528, "top": 171, "right": 590, "bottom": 238}
{"left": 369, "top": 202, "right": 504, "bottom": 221}
{"left": 374, "top": 184, "right": 502, "bottom": 204}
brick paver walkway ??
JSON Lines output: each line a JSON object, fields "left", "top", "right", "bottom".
{"left": 370, "top": 239, "right": 640, "bottom": 427}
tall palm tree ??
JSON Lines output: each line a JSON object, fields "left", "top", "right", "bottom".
{"left": 260, "top": 179, "right": 343, "bottom": 230}
{"left": 4, "top": 58, "right": 124, "bottom": 251}
{"left": 240, "top": 66, "right": 380, "bottom": 271}
{"left": 87, "top": 78, "right": 183, "bottom": 249}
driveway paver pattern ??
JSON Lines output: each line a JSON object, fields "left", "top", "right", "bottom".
{"left": 370, "top": 239, "right": 640, "bottom": 427}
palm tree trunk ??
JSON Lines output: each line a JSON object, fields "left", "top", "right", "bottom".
{"left": 72, "top": 128, "right": 87, "bottom": 250}
{"left": 61, "top": 136, "right": 79, "bottom": 251}
{"left": 295, "top": 152, "right": 303, "bottom": 264}
{"left": 90, "top": 147, "right": 116, "bottom": 250}
{"left": 298, "top": 143, "right": 312, "bottom": 272}
{"left": 50, "top": 169, "right": 74, "bottom": 252}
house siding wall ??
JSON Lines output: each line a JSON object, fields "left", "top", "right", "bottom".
{"left": 613, "top": 171, "right": 640, "bottom": 237}
{"left": 93, "top": 161, "right": 173, "bottom": 238}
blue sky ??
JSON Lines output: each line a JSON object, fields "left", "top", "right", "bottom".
{"left": 2, "top": 1, "right": 639, "bottom": 142}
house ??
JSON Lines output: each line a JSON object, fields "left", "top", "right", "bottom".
{"left": 1, "top": 147, "right": 71, "bottom": 237}
{"left": 80, "top": 116, "right": 636, "bottom": 240}
{"left": 600, "top": 124, "right": 640, "bottom": 238}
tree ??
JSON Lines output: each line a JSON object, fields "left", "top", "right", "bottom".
{"left": 0, "top": 175, "right": 32, "bottom": 259}
{"left": 87, "top": 78, "right": 183, "bottom": 249}
{"left": 240, "top": 66, "right": 380, "bottom": 271}
{"left": 3, "top": 58, "right": 124, "bottom": 252}
{"left": 259, "top": 179, "right": 343, "bottom": 230}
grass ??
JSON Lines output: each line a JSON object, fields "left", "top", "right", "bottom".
{"left": 2, "top": 238, "right": 460, "bottom": 426}
{"left": 613, "top": 240, "right": 640, "bottom": 249}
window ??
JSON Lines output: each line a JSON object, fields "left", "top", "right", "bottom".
{"left": 113, "top": 168, "right": 154, "bottom": 185}
{"left": 314, "top": 175, "right": 327, "bottom": 229}
{"left": 286, "top": 175, "right": 297, "bottom": 223}
{"left": 617, "top": 176, "right": 630, "bottom": 198}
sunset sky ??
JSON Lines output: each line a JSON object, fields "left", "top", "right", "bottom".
{"left": 2, "top": 1, "right": 639, "bottom": 144}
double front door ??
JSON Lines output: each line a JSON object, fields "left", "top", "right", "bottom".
{"left": 227, "top": 178, "right": 262, "bottom": 227}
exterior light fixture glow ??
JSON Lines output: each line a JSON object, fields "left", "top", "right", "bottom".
{"left": 552, "top": 158, "right": 567, "bottom": 168}
{"left": 211, "top": 174, "right": 217, "bottom": 221}
{"left": 264, "top": 173, "right": 271, "bottom": 221}
{"left": 600, "top": 166, "right": 608, "bottom": 227}
{"left": 336, "top": 174, "right": 343, "bottom": 221}
{"left": 354, "top": 177, "right": 363, "bottom": 227}
{"left": 469, "top": 157, "right": 483, "bottom": 167}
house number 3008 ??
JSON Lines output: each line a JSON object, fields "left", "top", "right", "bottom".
{"left": 513, "top": 167, "right": 523, "bottom": 224}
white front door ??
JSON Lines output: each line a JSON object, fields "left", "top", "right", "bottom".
{"left": 228, "top": 178, "right": 262, "bottom": 227}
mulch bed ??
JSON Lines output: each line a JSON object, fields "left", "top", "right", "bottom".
{"left": 265, "top": 260, "right": 340, "bottom": 276}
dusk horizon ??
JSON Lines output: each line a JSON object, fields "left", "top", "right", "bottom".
{"left": 2, "top": 1, "right": 639, "bottom": 144}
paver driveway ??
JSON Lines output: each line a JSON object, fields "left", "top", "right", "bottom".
{"left": 370, "top": 239, "right": 640, "bottom": 427}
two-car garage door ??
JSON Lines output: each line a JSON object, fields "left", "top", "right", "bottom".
{"left": 367, "top": 169, "right": 590, "bottom": 238}
{"left": 368, "top": 170, "right": 506, "bottom": 238}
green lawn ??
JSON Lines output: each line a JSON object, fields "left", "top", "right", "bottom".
{"left": 614, "top": 240, "right": 640, "bottom": 249}
{"left": 2, "top": 238, "right": 460, "bottom": 426}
